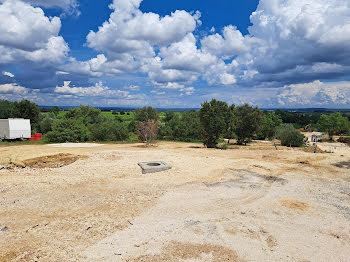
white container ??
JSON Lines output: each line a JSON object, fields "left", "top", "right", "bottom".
{"left": 0, "top": 119, "right": 31, "bottom": 140}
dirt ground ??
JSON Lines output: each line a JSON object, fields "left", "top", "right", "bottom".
{"left": 0, "top": 141, "right": 349, "bottom": 262}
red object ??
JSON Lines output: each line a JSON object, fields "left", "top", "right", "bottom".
{"left": 29, "top": 133, "right": 42, "bottom": 141}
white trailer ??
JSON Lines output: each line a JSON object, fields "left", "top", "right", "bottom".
{"left": 0, "top": 119, "right": 31, "bottom": 140}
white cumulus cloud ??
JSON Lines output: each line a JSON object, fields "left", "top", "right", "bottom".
{"left": 278, "top": 80, "right": 350, "bottom": 106}
{"left": 0, "top": 83, "right": 28, "bottom": 94}
{"left": 0, "top": 0, "right": 69, "bottom": 64}
{"left": 55, "top": 81, "right": 129, "bottom": 98}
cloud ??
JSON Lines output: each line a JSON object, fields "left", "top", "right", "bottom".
{"left": 201, "top": 25, "right": 249, "bottom": 58}
{"left": 3, "top": 71, "right": 14, "bottom": 78}
{"left": 79, "top": 0, "right": 202, "bottom": 80}
{"left": 87, "top": 0, "right": 200, "bottom": 55}
{"left": 0, "top": 83, "right": 28, "bottom": 94}
{"left": 152, "top": 82, "right": 195, "bottom": 95}
{"left": 55, "top": 81, "right": 129, "bottom": 98}
{"left": 234, "top": 0, "right": 350, "bottom": 84}
{"left": 20, "top": 0, "right": 80, "bottom": 16}
{"left": 278, "top": 80, "right": 350, "bottom": 106}
{"left": 0, "top": 0, "right": 69, "bottom": 64}
{"left": 125, "top": 85, "right": 140, "bottom": 91}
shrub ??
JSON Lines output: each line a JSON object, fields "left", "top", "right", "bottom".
{"left": 89, "top": 121, "right": 129, "bottom": 141}
{"left": 44, "top": 118, "right": 89, "bottom": 143}
{"left": 137, "top": 120, "right": 158, "bottom": 144}
{"left": 276, "top": 124, "right": 305, "bottom": 147}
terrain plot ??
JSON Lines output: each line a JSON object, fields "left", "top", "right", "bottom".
{"left": 0, "top": 141, "right": 349, "bottom": 261}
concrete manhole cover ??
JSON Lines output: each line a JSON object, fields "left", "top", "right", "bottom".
{"left": 138, "top": 161, "right": 171, "bottom": 174}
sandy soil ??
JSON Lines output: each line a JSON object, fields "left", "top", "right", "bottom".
{"left": 0, "top": 141, "right": 349, "bottom": 261}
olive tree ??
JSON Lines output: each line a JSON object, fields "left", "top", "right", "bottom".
{"left": 233, "top": 104, "right": 263, "bottom": 145}
{"left": 199, "top": 99, "right": 230, "bottom": 148}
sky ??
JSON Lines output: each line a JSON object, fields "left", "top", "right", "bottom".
{"left": 0, "top": 0, "right": 350, "bottom": 108}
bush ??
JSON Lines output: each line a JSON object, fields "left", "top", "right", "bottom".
{"left": 44, "top": 118, "right": 89, "bottom": 143}
{"left": 276, "top": 124, "right": 305, "bottom": 147}
{"left": 89, "top": 121, "right": 129, "bottom": 141}
{"left": 161, "top": 110, "right": 201, "bottom": 142}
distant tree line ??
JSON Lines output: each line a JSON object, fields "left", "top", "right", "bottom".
{"left": 1, "top": 99, "right": 349, "bottom": 146}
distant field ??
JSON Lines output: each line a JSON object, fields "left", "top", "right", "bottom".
{"left": 57, "top": 111, "right": 136, "bottom": 122}
{"left": 101, "top": 111, "right": 135, "bottom": 122}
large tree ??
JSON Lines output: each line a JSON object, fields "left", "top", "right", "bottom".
{"left": 11, "top": 99, "right": 40, "bottom": 125}
{"left": 0, "top": 100, "right": 15, "bottom": 119}
{"left": 257, "top": 112, "right": 283, "bottom": 140}
{"left": 233, "top": 104, "right": 263, "bottom": 145}
{"left": 199, "top": 99, "right": 230, "bottom": 148}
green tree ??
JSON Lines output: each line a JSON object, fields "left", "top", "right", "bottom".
{"left": 276, "top": 124, "right": 304, "bottom": 147}
{"left": 233, "top": 104, "right": 263, "bottom": 145}
{"left": 11, "top": 99, "right": 40, "bottom": 126}
{"left": 257, "top": 112, "right": 283, "bottom": 140}
{"left": 44, "top": 118, "right": 89, "bottom": 143}
{"left": 38, "top": 112, "right": 57, "bottom": 133}
{"left": 0, "top": 100, "right": 15, "bottom": 119}
{"left": 134, "top": 106, "right": 159, "bottom": 122}
{"left": 199, "top": 99, "right": 230, "bottom": 148}
{"left": 318, "top": 112, "right": 350, "bottom": 139}
{"left": 64, "top": 105, "right": 104, "bottom": 125}
{"left": 49, "top": 106, "right": 60, "bottom": 115}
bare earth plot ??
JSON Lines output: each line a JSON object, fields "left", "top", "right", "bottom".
{"left": 0, "top": 141, "right": 349, "bottom": 262}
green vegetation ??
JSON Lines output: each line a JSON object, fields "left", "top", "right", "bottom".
{"left": 317, "top": 112, "right": 350, "bottom": 139}
{"left": 233, "top": 104, "right": 262, "bottom": 145}
{"left": 161, "top": 110, "right": 201, "bottom": 142}
{"left": 276, "top": 124, "right": 305, "bottom": 147}
{"left": 1, "top": 98, "right": 350, "bottom": 148}
{"left": 199, "top": 99, "right": 232, "bottom": 148}
{"left": 257, "top": 112, "right": 283, "bottom": 140}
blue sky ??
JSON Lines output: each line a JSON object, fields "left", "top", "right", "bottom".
{"left": 1, "top": 0, "right": 350, "bottom": 108}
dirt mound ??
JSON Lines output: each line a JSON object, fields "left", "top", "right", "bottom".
{"left": 332, "top": 161, "right": 350, "bottom": 169}
{"left": 280, "top": 200, "right": 310, "bottom": 211}
{"left": 303, "top": 146, "right": 325, "bottom": 153}
{"left": 22, "top": 153, "right": 85, "bottom": 168}
{"left": 127, "top": 241, "right": 242, "bottom": 262}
